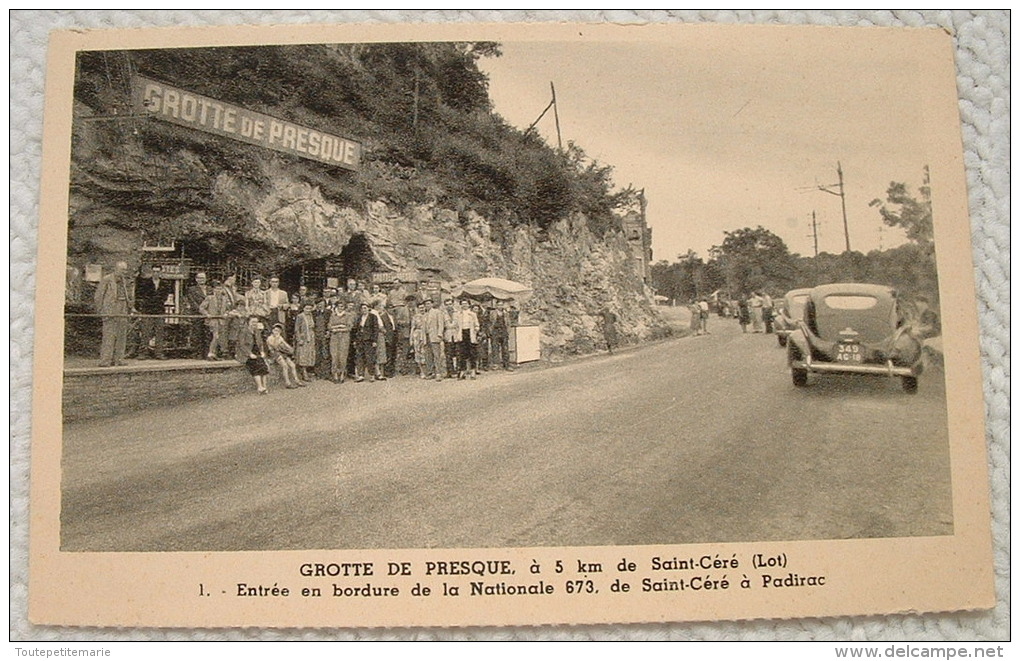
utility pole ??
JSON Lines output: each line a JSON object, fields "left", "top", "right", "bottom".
{"left": 550, "top": 82, "right": 563, "bottom": 151}
{"left": 808, "top": 210, "right": 819, "bottom": 257}
{"left": 816, "top": 162, "right": 850, "bottom": 253}
{"left": 526, "top": 82, "right": 563, "bottom": 151}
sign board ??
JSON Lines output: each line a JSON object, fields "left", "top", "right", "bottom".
{"left": 509, "top": 325, "right": 541, "bottom": 364}
{"left": 132, "top": 75, "right": 361, "bottom": 171}
{"left": 373, "top": 270, "right": 420, "bottom": 284}
{"left": 142, "top": 262, "right": 190, "bottom": 280}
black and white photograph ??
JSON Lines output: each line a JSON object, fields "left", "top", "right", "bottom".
{"left": 58, "top": 30, "right": 954, "bottom": 552}
{"left": 17, "top": 12, "right": 1004, "bottom": 635}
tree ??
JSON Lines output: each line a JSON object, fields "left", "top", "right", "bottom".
{"left": 869, "top": 166, "right": 933, "bottom": 245}
{"left": 713, "top": 226, "right": 797, "bottom": 296}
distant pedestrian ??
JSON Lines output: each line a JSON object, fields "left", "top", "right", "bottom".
{"left": 689, "top": 300, "right": 701, "bottom": 335}
{"left": 601, "top": 307, "right": 619, "bottom": 353}
{"left": 762, "top": 292, "right": 775, "bottom": 334}
{"left": 749, "top": 292, "right": 764, "bottom": 332}
{"left": 737, "top": 297, "right": 751, "bottom": 333}
{"left": 698, "top": 299, "right": 710, "bottom": 335}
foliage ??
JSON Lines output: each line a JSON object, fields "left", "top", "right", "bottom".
{"left": 650, "top": 250, "right": 724, "bottom": 303}
{"left": 72, "top": 41, "right": 631, "bottom": 239}
{"left": 713, "top": 226, "right": 798, "bottom": 296}
{"left": 869, "top": 166, "right": 933, "bottom": 245}
{"left": 655, "top": 239, "right": 938, "bottom": 313}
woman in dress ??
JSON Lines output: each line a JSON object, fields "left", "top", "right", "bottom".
{"left": 737, "top": 296, "right": 751, "bottom": 333}
{"left": 294, "top": 302, "right": 317, "bottom": 383}
{"left": 410, "top": 301, "right": 428, "bottom": 379}
{"left": 236, "top": 315, "right": 270, "bottom": 394}
{"left": 689, "top": 300, "right": 701, "bottom": 336}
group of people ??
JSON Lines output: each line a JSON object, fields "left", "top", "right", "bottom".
{"left": 686, "top": 292, "right": 776, "bottom": 337}
{"left": 237, "top": 282, "right": 519, "bottom": 395}
{"left": 729, "top": 291, "right": 774, "bottom": 334}
{"left": 95, "top": 267, "right": 522, "bottom": 395}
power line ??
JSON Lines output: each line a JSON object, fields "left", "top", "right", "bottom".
{"left": 799, "top": 162, "right": 851, "bottom": 253}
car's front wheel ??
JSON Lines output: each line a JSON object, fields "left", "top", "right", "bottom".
{"left": 792, "top": 368, "right": 808, "bottom": 387}
{"left": 901, "top": 376, "right": 918, "bottom": 394}
{"left": 777, "top": 334, "right": 787, "bottom": 347}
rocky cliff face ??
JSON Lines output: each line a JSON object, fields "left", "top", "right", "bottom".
{"left": 231, "top": 167, "right": 665, "bottom": 359}
{"left": 69, "top": 109, "right": 666, "bottom": 360}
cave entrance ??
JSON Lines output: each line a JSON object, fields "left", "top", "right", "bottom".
{"left": 279, "top": 233, "right": 388, "bottom": 296}
{"left": 174, "top": 236, "right": 273, "bottom": 289}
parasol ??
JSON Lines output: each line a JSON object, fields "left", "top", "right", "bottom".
{"left": 454, "top": 277, "right": 533, "bottom": 300}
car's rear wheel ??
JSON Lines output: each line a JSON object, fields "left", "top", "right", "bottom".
{"left": 778, "top": 334, "right": 787, "bottom": 347}
{"left": 901, "top": 376, "right": 918, "bottom": 394}
{"left": 792, "top": 368, "right": 808, "bottom": 387}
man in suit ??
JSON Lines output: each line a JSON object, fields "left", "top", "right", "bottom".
{"left": 266, "top": 275, "right": 290, "bottom": 338}
{"left": 378, "top": 301, "right": 398, "bottom": 378}
{"left": 353, "top": 302, "right": 381, "bottom": 382}
{"left": 94, "top": 261, "right": 133, "bottom": 367}
{"left": 421, "top": 298, "right": 446, "bottom": 381}
{"left": 442, "top": 298, "right": 461, "bottom": 378}
{"left": 185, "top": 271, "right": 211, "bottom": 359}
{"left": 135, "top": 264, "right": 173, "bottom": 359}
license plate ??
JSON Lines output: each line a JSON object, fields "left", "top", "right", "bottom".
{"left": 835, "top": 342, "right": 863, "bottom": 363}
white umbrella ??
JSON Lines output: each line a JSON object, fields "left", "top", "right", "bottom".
{"left": 456, "top": 277, "right": 533, "bottom": 300}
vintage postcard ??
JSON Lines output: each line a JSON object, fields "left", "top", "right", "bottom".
{"left": 27, "top": 19, "right": 994, "bottom": 629}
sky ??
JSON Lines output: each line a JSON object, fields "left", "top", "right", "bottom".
{"left": 478, "top": 29, "right": 935, "bottom": 263}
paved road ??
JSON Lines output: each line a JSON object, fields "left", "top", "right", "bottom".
{"left": 61, "top": 318, "right": 953, "bottom": 551}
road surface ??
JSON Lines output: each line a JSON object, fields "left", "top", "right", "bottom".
{"left": 61, "top": 317, "right": 953, "bottom": 551}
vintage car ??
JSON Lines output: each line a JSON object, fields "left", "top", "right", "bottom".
{"left": 773, "top": 287, "right": 813, "bottom": 347}
{"left": 786, "top": 283, "right": 923, "bottom": 393}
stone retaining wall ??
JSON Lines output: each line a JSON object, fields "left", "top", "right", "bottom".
{"left": 63, "top": 363, "right": 253, "bottom": 423}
